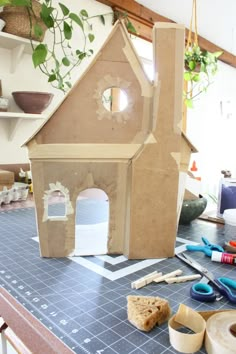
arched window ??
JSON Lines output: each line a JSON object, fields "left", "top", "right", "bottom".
{"left": 42, "top": 182, "right": 74, "bottom": 222}
{"left": 48, "top": 190, "right": 66, "bottom": 218}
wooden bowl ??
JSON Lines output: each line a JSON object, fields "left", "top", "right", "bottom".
{"left": 12, "top": 91, "right": 53, "bottom": 114}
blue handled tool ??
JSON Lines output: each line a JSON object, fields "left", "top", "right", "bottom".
{"left": 186, "top": 237, "right": 224, "bottom": 257}
{"left": 176, "top": 252, "right": 236, "bottom": 303}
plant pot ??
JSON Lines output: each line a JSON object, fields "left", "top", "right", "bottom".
{"left": 12, "top": 91, "right": 54, "bottom": 114}
{"left": 184, "top": 62, "right": 201, "bottom": 73}
{"left": 0, "top": 0, "right": 47, "bottom": 41}
{"left": 179, "top": 196, "right": 207, "bottom": 225}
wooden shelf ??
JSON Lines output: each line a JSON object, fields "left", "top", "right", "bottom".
{"left": 0, "top": 32, "right": 39, "bottom": 72}
{"left": 0, "top": 112, "right": 46, "bottom": 141}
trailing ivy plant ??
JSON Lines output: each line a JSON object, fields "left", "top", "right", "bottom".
{"left": 0, "top": 0, "right": 136, "bottom": 92}
{"left": 183, "top": 44, "right": 223, "bottom": 108}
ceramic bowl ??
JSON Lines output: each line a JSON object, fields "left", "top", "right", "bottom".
{"left": 179, "top": 196, "right": 207, "bottom": 224}
{"left": 12, "top": 91, "right": 53, "bottom": 114}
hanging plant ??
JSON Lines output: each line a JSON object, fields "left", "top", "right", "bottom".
{"left": 183, "top": 0, "right": 223, "bottom": 108}
{"left": 0, "top": 0, "right": 136, "bottom": 92}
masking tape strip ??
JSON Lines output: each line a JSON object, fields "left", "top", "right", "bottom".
{"left": 168, "top": 304, "right": 206, "bottom": 353}
{"left": 169, "top": 304, "right": 236, "bottom": 354}
{"left": 205, "top": 312, "right": 236, "bottom": 354}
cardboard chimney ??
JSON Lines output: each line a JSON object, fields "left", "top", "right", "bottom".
{"left": 24, "top": 21, "right": 196, "bottom": 258}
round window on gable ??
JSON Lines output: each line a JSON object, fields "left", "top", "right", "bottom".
{"left": 102, "top": 87, "right": 128, "bottom": 113}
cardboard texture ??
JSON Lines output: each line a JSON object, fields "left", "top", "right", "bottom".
{"left": 25, "top": 21, "right": 196, "bottom": 258}
{"left": 0, "top": 169, "right": 15, "bottom": 191}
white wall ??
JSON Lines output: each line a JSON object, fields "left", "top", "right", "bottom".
{"left": 186, "top": 61, "right": 236, "bottom": 196}
{"left": 0, "top": 0, "right": 113, "bottom": 164}
{"left": 136, "top": 0, "right": 236, "bottom": 55}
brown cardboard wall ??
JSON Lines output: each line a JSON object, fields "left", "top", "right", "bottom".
{"left": 31, "top": 160, "right": 129, "bottom": 257}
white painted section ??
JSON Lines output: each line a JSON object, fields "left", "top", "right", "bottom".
{"left": 75, "top": 190, "right": 109, "bottom": 256}
{"left": 33, "top": 235, "right": 199, "bottom": 280}
{"left": 177, "top": 171, "right": 187, "bottom": 221}
{"left": 74, "top": 223, "right": 108, "bottom": 256}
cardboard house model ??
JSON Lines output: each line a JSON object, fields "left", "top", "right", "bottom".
{"left": 24, "top": 21, "right": 196, "bottom": 259}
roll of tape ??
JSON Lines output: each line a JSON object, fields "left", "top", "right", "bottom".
{"left": 205, "top": 312, "right": 236, "bottom": 354}
{"left": 169, "top": 305, "right": 236, "bottom": 354}
{"left": 168, "top": 304, "right": 206, "bottom": 353}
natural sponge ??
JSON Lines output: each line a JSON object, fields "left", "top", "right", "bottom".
{"left": 127, "top": 295, "right": 171, "bottom": 332}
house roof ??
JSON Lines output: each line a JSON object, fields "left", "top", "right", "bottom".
{"left": 23, "top": 19, "right": 151, "bottom": 147}
{"left": 181, "top": 132, "right": 198, "bottom": 153}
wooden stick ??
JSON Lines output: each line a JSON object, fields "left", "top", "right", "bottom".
{"left": 131, "top": 271, "right": 162, "bottom": 289}
{"left": 165, "top": 274, "right": 201, "bottom": 284}
{"left": 153, "top": 269, "right": 183, "bottom": 283}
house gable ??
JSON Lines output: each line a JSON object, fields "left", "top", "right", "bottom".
{"left": 30, "top": 21, "right": 153, "bottom": 146}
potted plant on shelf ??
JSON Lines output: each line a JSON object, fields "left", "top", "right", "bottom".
{"left": 0, "top": 0, "right": 136, "bottom": 92}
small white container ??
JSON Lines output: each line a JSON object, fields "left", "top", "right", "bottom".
{"left": 0, "top": 19, "right": 5, "bottom": 31}
{"left": 223, "top": 209, "right": 236, "bottom": 242}
{"left": 0, "top": 97, "right": 8, "bottom": 112}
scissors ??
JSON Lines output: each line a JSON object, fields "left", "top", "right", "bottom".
{"left": 176, "top": 252, "right": 236, "bottom": 303}
{"left": 186, "top": 237, "right": 224, "bottom": 257}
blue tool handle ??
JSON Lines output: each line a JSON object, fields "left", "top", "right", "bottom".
{"left": 190, "top": 283, "right": 216, "bottom": 302}
{"left": 186, "top": 245, "right": 204, "bottom": 252}
{"left": 215, "top": 277, "right": 236, "bottom": 304}
{"left": 202, "top": 237, "right": 210, "bottom": 246}
{"left": 186, "top": 245, "right": 212, "bottom": 257}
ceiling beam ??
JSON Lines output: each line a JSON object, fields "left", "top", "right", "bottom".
{"left": 97, "top": 0, "right": 236, "bottom": 68}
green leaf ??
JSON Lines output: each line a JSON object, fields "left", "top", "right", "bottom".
{"left": 88, "top": 33, "right": 95, "bottom": 43}
{"left": 200, "top": 62, "right": 207, "bottom": 73}
{"left": 185, "top": 98, "right": 193, "bottom": 108}
{"left": 11, "top": 0, "right": 30, "bottom": 6}
{"left": 100, "top": 15, "right": 105, "bottom": 25}
{"left": 59, "top": 2, "right": 69, "bottom": 16}
{"left": 76, "top": 49, "right": 82, "bottom": 55}
{"left": 0, "top": 0, "right": 11, "bottom": 5}
{"left": 62, "top": 57, "right": 70, "bottom": 66}
{"left": 86, "top": 49, "right": 93, "bottom": 57}
{"left": 40, "top": 4, "right": 54, "bottom": 28}
{"left": 184, "top": 72, "right": 192, "bottom": 81}
{"left": 48, "top": 74, "right": 56, "bottom": 82}
{"left": 188, "top": 60, "right": 196, "bottom": 71}
{"left": 213, "top": 51, "right": 223, "bottom": 58}
{"left": 80, "top": 9, "right": 88, "bottom": 18}
{"left": 126, "top": 20, "right": 136, "bottom": 34}
{"left": 32, "top": 44, "right": 47, "bottom": 68}
{"left": 192, "top": 74, "right": 200, "bottom": 82}
{"left": 54, "top": 59, "right": 60, "bottom": 72}
{"left": 65, "top": 81, "right": 72, "bottom": 88}
{"left": 33, "top": 23, "right": 43, "bottom": 39}
{"left": 63, "top": 21, "right": 72, "bottom": 40}
{"left": 78, "top": 52, "right": 86, "bottom": 60}
{"left": 69, "top": 13, "right": 83, "bottom": 29}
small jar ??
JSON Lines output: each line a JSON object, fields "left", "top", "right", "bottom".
{"left": 0, "top": 97, "right": 9, "bottom": 112}
{"left": 0, "top": 19, "right": 6, "bottom": 32}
